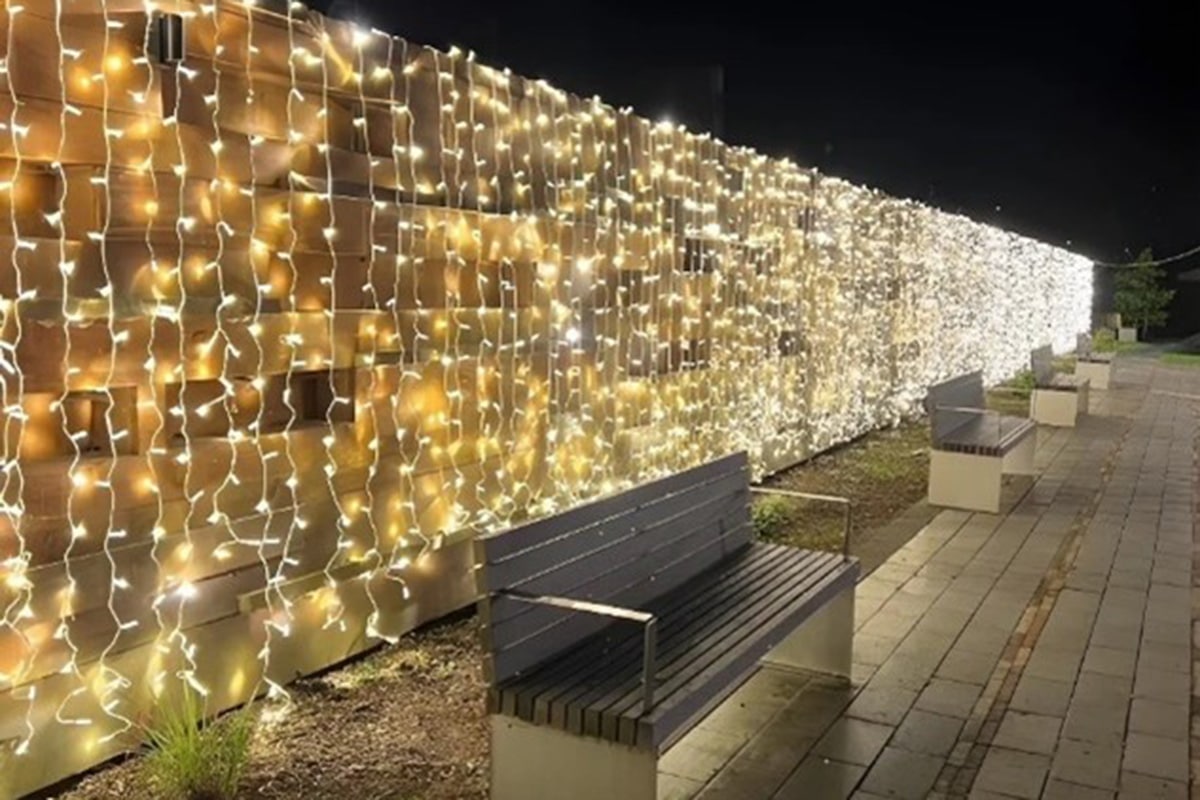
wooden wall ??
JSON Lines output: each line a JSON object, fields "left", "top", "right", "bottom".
{"left": 0, "top": 0, "right": 1090, "bottom": 795}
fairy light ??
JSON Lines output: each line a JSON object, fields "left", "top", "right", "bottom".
{"left": 93, "top": 0, "right": 137, "bottom": 747}
{"left": 1, "top": 1, "right": 1091, "bottom": 793}
{"left": 315, "top": 17, "right": 353, "bottom": 632}
{"left": 52, "top": 0, "right": 92, "bottom": 732}
{"left": 136, "top": 0, "right": 170, "bottom": 712}
{"left": 1, "top": 0, "right": 36, "bottom": 759}
{"left": 351, "top": 24, "right": 389, "bottom": 642}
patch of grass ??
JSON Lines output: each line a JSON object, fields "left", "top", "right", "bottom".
{"left": 1006, "top": 369, "right": 1036, "bottom": 399}
{"left": 1092, "top": 328, "right": 1117, "bottom": 352}
{"left": 142, "top": 689, "right": 255, "bottom": 800}
{"left": 1113, "top": 340, "right": 1148, "bottom": 353}
{"left": 986, "top": 387, "right": 1030, "bottom": 417}
{"left": 755, "top": 420, "right": 929, "bottom": 556}
{"left": 751, "top": 493, "right": 845, "bottom": 554}
{"left": 1160, "top": 352, "right": 1200, "bottom": 367}
{"left": 751, "top": 494, "right": 793, "bottom": 541}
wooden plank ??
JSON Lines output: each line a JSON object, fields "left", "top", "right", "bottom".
{"left": 504, "top": 542, "right": 803, "bottom": 727}
{"left": 477, "top": 452, "right": 748, "bottom": 565}
{"left": 485, "top": 507, "right": 750, "bottom": 684}
{"left": 505, "top": 542, "right": 784, "bottom": 724}
{"left": 560, "top": 548, "right": 843, "bottom": 744}
{"left": 483, "top": 478, "right": 749, "bottom": 630}
{"left": 482, "top": 467, "right": 748, "bottom": 591}
{"left": 637, "top": 560, "right": 856, "bottom": 749}
{"left": 595, "top": 549, "right": 843, "bottom": 743}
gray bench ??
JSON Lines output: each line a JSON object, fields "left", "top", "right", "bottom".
{"left": 1030, "top": 345, "right": 1089, "bottom": 427}
{"left": 1074, "top": 333, "right": 1113, "bottom": 389}
{"left": 475, "top": 452, "right": 858, "bottom": 800}
{"left": 925, "top": 371, "right": 1036, "bottom": 513}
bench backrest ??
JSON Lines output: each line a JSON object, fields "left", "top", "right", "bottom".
{"left": 1031, "top": 345, "right": 1054, "bottom": 386}
{"left": 475, "top": 452, "right": 753, "bottom": 685}
{"left": 925, "top": 371, "right": 985, "bottom": 447}
{"left": 1077, "top": 332, "right": 1093, "bottom": 357}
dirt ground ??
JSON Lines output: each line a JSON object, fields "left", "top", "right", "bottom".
{"left": 52, "top": 615, "right": 488, "bottom": 800}
{"left": 755, "top": 418, "right": 932, "bottom": 555}
{"left": 754, "top": 384, "right": 1030, "bottom": 560}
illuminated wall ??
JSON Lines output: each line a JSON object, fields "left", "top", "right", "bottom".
{"left": 0, "top": 0, "right": 1090, "bottom": 794}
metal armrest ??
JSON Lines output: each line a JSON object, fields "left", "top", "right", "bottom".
{"left": 750, "top": 487, "right": 853, "bottom": 560}
{"left": 498, "top": 588, "right": 658, "bottom": 713}
{"left": 935, "top": 404, "right": 993, "bottom": 416}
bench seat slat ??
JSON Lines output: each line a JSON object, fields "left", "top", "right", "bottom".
{"left": 573, "top": 548, "right": 829, "bottom": 740}
{"left": 939, "top": 415, "right": 1034, "bottom": 457}
{"left": 477, "top": 454, "right": 752, "bottom": 685}
{"left": 495, "top": 542, "right": 857, "bottom": 750}
{"left": 501, "top": 545, "right": 787, "bottom": 724}
{"left": 926, "top": 370, "right": 1035, "bottom": 457}
{"left": 638, "top": 561, "right": 854, "bottom": 749}
{"left": 510, "top": 542, "right": 783, "bottom": 724}
{"left": 614, "top": 552, "right": 847, "bottom": 746}
{"left": 484, "top": 506, "right": 750, "bottom": 683}
{"left": 500, "top": 541, "right": 797, "bottom": 731}
{"left": 498, "top": 527, "right": 767, "bottom": 722}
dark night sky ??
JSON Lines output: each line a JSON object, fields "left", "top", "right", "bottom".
{"left": 320, "top": 0, "right": 1200, "bottom": 330}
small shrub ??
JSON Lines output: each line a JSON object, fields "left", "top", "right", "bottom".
{"left": 1092, "top": 328, "right": 1117, "bottom": 353}
{"left": 143, "top": 688, "right": 255, "bottom": 800}
{"left": 1007, "top": 369, "right": 1036, "bottom": 398}
{"left": 752, "top": 495, "right": 793, "bottom": 541}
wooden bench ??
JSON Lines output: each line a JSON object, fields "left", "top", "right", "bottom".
{"left": 925, "top": 371, "right": 1036, "bottom": 513}
{"left": 1029, "top": 345, "right": 1089, "bottom": 427}
{"left": 474, "top": 452, "right": 859, "bottom": 800}
{"left": 1074, "top": 332, "right": 1114, "bottom": 389}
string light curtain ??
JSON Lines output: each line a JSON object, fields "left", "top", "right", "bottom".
{"left": 0, "top": 0, "right": 1091, "bottom": 793}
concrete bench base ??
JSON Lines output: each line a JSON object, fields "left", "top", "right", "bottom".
{"left": 1075, "top": 360, "right": 1111, "bottom": 390}
{"left": 761, "top": 581, "right": 855, "bottom": 679}
{"left": 1031, "top": 383, "right": 1089, "bottom": 427}
{"left": 928, "top": 432, "right": 1035, "bottom": 514}
{"left": 491, "top": 715, "right": 658, "bottom": 800}
{"left": 490, "top": 582, "right": 855, "bottom": 800}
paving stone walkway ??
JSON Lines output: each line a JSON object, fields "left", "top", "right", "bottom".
{"left": 659, "top": 355, "right": 1199, "bottom": 800}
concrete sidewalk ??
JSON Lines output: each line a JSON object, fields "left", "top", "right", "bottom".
{"left": 660, "top": 355, "right": 1198, "bottom": 800}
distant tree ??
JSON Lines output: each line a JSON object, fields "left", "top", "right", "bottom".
{"left": 1114, "top": 247, "right": 1174, "bottom": 337}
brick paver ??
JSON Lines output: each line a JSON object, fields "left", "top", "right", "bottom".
{"left": 659, "top": 355, "right": 1198, "bottom": 800}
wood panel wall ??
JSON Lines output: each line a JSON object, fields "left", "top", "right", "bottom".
{"left": 0, "top": 0, "right": 1090, "bottom": 795}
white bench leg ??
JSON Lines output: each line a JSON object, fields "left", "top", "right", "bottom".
{"left": 1076, "top": 381, "right": 1090, "bottom": 415}
{"left": 761, "top": 581, "right": 854, "bottom": 681}
{"left": 1031, "top": 389, "right": 1077, "bottom": 427}
{"left": 1002, "top": 432, "right": 1036, "bottom": 475}
{"left": 928, "top": 449, "right": 1002, "bottom": 514}
{"left": 491, "top": 715, "right": 657, "bottom": 800}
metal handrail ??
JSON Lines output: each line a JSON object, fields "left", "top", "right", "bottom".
{"left": 750, "top": 486, "right": 853, "bottom": 561}
{"left": 499, "top": 589, "right": 658, "bottom": 713}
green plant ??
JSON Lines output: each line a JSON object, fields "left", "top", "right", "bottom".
{"left": 1161, "top": 352, "right": 1200, "bottom": 367}
{"left": 751, "top": 495, "right": 793, "bottom": 541}
{"left": 143, "top": 688, "right": 255, "bottom": 800}
{"left": 1091, "top": 328, "right": 1117, "bottom": 352}
{"left": 1113, "top": 247, "right": 1174, "bottom": 337}
{"left": 1007, "top": 369, "right": 1036, "bottom": 399}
